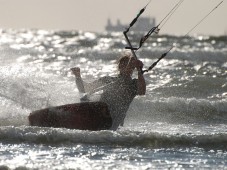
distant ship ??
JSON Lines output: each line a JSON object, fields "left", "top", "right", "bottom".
{"left": 105, "top": 17, "right": 156, "bottom": 32}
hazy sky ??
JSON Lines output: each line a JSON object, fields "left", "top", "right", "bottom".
{"left": 0, "top": 0, "right": 226, "bottom": 35}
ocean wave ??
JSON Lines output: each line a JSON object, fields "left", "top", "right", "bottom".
{"left": 0, "top": 126, "right": 226, "bottom": 149}
{"left": 149, "top": 76, "right": 227, "bottom": 99}
{"left": 128, "top": 97, "right": 227, "bottom": 124}
{"left": 1, "top": 29, "right": 226, "bottom": 61}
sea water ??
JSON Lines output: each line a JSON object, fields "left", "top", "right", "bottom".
{"left": 0, "top": 29, "right": 227, "bottom": 169}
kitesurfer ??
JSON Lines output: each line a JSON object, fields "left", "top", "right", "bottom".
{"left": 71, "top": 52, "right": 146, "bottom": 130}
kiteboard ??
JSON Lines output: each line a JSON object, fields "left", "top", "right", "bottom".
{"left": 28, "top": 101, "right": 112, "bottom": 130}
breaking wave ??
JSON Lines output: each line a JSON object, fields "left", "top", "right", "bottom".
{"left": 0, "top": 126, "right": 226, "bottom": 149}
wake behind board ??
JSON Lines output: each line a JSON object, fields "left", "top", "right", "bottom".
{"left": 28, "top": 102, "right": 112, "bottom": 130}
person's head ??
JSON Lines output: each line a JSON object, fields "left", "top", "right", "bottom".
{"left": 117, "top": 52, "right": 136, "bottom": 76}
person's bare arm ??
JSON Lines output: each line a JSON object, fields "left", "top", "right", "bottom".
{"left": 134, "top": 60, "right": 146, "bottom": 95}
{"left": 71, "top": 67, "right": 105, "bottom": 93}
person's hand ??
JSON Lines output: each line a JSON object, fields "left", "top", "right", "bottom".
{"left": 70, "top": 67, "right": 81, "bottom": 77}
{"left": 133, "top": 59, "right": 144, "bottom": 70}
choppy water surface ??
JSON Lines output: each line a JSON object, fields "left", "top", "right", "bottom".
{"left": 0, "top": 29, "right": 227, "bottom": 169}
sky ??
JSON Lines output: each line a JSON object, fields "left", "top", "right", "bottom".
{"left": 0, "top": 0, "right": 226, "bottom": 36}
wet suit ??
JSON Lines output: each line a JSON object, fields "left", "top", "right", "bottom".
{"left": 76, "top": 75, "right": 138, "bottom": 130}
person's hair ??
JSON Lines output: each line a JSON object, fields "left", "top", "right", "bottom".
{"left": 117, "top": 52, "right": 132, "bottom": 71}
